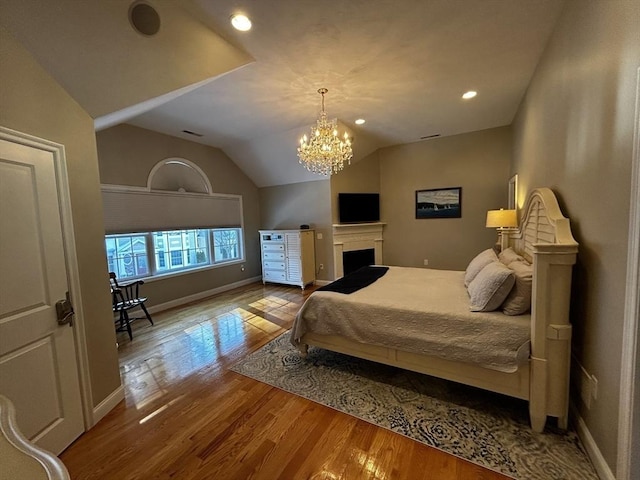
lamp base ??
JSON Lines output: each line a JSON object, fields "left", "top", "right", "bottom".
{"left": 498, "top": 228, "right": 513, "bottom": 252}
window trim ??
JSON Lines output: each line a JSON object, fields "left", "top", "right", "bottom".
{"left": 101, "top": 181, "right": 247, "bottom": 283}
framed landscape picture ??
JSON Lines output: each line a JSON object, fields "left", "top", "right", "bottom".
{"left": 415, "top": 187, "right": 462, "bottom": 219}
{"left": 508, "top": 174, "right": 518, "bottom": 210}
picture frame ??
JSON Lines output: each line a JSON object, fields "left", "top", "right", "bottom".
{"left": 415, "top": 187, "right": 462, "bottom": 219}
{"left": 508, "top": 174, "right": 518, "bottom": 210}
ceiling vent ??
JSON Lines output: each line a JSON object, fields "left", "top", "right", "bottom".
{"left": 129, "top": 2, "right": 161, "bottom": 36}
{"left": 182, "top": 130, "right": 204, "bottom": 137}
{"left": 420, "top": 134, "right": 441, "bottom": 140}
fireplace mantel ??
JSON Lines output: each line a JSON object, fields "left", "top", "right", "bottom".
{"left": 332, "top": 222, "right": 385, "bottom": 279}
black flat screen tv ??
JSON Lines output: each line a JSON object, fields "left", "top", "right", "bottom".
{"left": 338, "top": 193, "right": 380, "bottom": 223}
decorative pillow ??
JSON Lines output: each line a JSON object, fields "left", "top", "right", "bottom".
{"left": 464, "top": 248, "right": 499, "bottom": 287}
{"left": 468, "top": 261, "right": 516, "bottom": 312}
{"left": 502, "top": 261, "right": 533, "bottom": 315}
{"left": 499, "top": 247, "right": 525, "bottom": 266}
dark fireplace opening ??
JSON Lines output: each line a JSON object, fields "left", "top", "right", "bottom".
{"left": 343, "top": 249, "right": 375, "bottom": 276}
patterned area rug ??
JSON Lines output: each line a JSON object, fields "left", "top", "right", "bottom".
{"left": 231, "top": 332, "right": 597, "bottom": 480}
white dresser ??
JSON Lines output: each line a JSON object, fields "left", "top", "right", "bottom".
{"left": 259, "top": 230, "right": 316, "bottom": 289}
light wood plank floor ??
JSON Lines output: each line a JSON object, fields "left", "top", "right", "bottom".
{"left": 61, "top": 282, "right": 509, "bottom": 480}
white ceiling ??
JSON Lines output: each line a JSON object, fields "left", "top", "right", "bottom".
{"left": 1, "top": 0, "right": 566, "bottom": 187}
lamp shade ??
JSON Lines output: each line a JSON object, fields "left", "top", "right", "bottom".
{"left": 486, "top": 209, "right": 517, "bottom": 228}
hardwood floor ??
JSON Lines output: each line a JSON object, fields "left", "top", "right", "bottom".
{"left": 60, "top": 282, "right": 509, "bottom": 480}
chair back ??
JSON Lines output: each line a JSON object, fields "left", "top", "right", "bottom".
{"left": 109, "top": 272, "right": 143, "bottom": 303}
{"left": 108, "top": 272, "right": 153, "bottom": 339}
{"left": 109, "top": 272, "right": 119, "bottom": 290}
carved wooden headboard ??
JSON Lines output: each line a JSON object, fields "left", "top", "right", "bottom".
{"left": 509, "top": 188, "right": 578, "bottom": 262}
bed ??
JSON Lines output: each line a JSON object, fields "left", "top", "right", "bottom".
{"left": 291, "top": 188, "right": 578, "bottom": 432}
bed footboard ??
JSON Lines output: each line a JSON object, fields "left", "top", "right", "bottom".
{"left": 300, "top": 332, "right": 531, "bottom": 401}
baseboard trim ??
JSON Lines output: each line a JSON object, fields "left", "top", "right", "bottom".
{"left": 147, "top": 276, "right": 262, "bottom": 315}
{"left": 571, "top": 402, "right": 616, "bottom": 480}
{"left": 314, "top": 280, "right": 332, "bottom": 286}
{"left": 92, "top": 386, "right": 124, "bottom": 427}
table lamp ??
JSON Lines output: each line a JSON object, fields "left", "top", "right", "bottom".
{"left": 486, "top": 208, "right": 517, "bottom": 251}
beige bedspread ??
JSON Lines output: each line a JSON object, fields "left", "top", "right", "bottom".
{"left": 291, "top": 266, "right": 531, "bottom": 373}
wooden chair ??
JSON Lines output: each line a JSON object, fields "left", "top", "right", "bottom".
{"left": 109, "top": 272, "right": 154, "bottom": 340}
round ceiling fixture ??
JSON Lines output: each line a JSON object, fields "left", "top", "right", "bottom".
{"left": 355, "top": 119, "right": 366, "bottom": 125}
{"left": 462, "top": 91, "right": 477, "bottom": 99}
{"left": 231, "top": 14, "right": 252, "bottom": 31}
{"left": 129, "top": 2, "right": 161, "bottom": 36}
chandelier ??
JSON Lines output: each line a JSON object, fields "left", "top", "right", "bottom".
{"left": 297, "top": 88, "right": 353, "bottom": 176}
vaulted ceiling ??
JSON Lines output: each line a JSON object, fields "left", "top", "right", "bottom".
{"left": 1, "top": 0, "right": 565, "bottom": 187}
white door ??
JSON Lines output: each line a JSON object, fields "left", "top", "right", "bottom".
{"left": 0, "top": 134, "right": 84, "bottom": 455}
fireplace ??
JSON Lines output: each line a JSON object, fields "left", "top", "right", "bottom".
{"left": 343, "top": 248, "right": 375, "bottom": 276}
{"left": 332, "top": 222, "right": 385, "bottom": 279}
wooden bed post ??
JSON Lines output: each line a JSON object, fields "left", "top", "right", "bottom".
{"left": 512, "top": 188, "right": 578, "bottom": 431}
{"left": 530, "top": 246, "right": 577, "bottom": 431}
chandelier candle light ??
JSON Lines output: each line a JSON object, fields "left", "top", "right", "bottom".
{"left": 297, "top": 88, "right": 353, "bottom": 176}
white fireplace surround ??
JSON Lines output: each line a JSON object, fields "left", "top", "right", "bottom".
{"left": 332, "top": 222, "right": 385, "bottom": 279}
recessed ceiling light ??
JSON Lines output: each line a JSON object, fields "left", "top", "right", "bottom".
{"left": 462, "top": 91, "right": 477, "bottom": 99}
{"left": 231, "top": 14, "right": 251, "bottom": 31}
{"left": 355, "top": 119, "right": 366, "bottom": 125}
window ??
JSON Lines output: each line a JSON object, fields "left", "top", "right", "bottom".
{"left": 213, "top": 229, "right": 240, "bottom": 262}
{"left": 105, "top": 228, "right": 242, "bottom": 280}
{"left": 170, "top": 250, "right": 183, "bottom": 267}
{"left": 157, "top": 250, "right": 166, "bottom": 268}
{"left": 153, "top": 229, "right": 210, "bottom": 273}
{"left": 105, "top": 234, "right": 150, "bottom": 280}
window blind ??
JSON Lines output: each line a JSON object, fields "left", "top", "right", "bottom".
{"left": 102, "top": 189, "right": 242, "bottom": 234}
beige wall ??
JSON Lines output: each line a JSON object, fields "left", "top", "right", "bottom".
{"left": 259, "top": 180, "right": 333, "bottom": 281}
{"left": 329, "top": 128, "right": 511, "bottom": 274}
{"left": 512, "top": 1, "right": 639, "bottom": 472}
{"left": 330, "top": 151, "right": 381, "bottom": 223}
{"left": 379, "top": 127, "right": 512, "bottom": 270}
{"left": 0, "top": 28, "right": 121, "bottom": 408}
{"left": 96, "top": 124, "right": 262, "bottom": 304}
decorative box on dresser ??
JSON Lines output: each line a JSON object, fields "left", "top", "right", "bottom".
{"left": 259, "top": 230, "right": 316, "bottom": 289}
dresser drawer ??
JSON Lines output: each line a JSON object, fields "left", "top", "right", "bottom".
{"left": 264, "top": 270, "right": 287, "bottom": 282}
{"left": 263, "top": 261, "right": 285, "bottom": 271}
{"left": 262, "top": 242, "right": 285, "bottom": 252}
{"left": 262, "top": 251, "right": 285, "bottom": 261}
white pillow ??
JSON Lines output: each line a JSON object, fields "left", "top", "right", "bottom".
{"left": 498, "top": 247, "right": 525, "bottom": 266}
{"left": 502, "top": 261, "right": 533, "bottom": 315}
{"left": 468, "top": 261, "right": 516, "bottom": 312}
{"left": 464, "top": 248, "right": 499, "bottom": 287}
